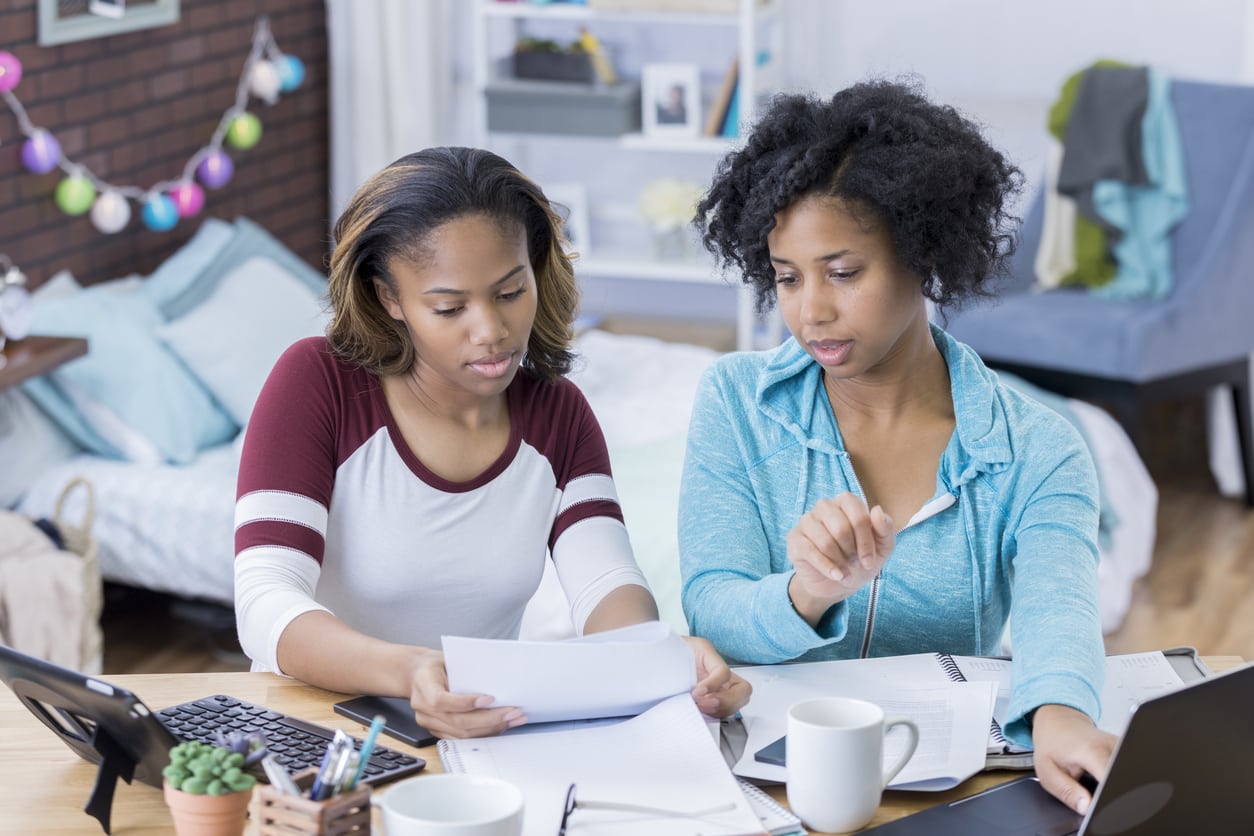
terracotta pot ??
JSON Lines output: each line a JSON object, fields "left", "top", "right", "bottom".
{"left": 163, "top": 780, "right": 252, "bottom": 836}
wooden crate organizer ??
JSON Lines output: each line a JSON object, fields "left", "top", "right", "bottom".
{"left": 251, "top": 768, "right": 371, "bottom": 835}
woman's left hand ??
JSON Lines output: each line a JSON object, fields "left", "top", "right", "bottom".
{"left": 681, "top": 635, "right": 751, "bottom": 718}
{"left": 1031, "top": 704, "right": 1117, "bottom": 814}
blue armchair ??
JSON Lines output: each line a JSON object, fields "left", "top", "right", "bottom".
{"left": 946, "top": 78, "right": 1254, "bottom": 506}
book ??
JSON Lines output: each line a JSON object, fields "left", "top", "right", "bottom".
{"left": 938, "top": 646, "right": 1210, "bottom": 770}
{"left": 737, "top": 779, "right": 805, "bottom": 835}
{"left": 704, "top": 56, "right": 739, "bottom": 137}
{"left": 438, "top": 694, "right": 767, "bottom": 836}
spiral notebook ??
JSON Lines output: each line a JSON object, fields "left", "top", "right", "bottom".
{"left": 438, "top": 694, "right": 767, "bottom": 836}
{"left": 936, "top": 646, "right": 1211, "bottom": 770}
{"left": 736, "top": 780, "right": 805, "bottom": 835}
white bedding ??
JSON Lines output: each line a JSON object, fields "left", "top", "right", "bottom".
{"left": 17, "top": 330, "right": 1157, "bottom": 637}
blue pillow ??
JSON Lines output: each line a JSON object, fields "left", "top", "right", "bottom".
{"left": 21, "top": 283, "right": 237, "bottom": 464}
{"left": 140, "top": 217, "right": 237, "bottom": 310}
{"left": 158, "top": 217, "right": 327, "bottom": 320}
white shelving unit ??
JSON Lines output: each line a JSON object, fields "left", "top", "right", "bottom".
{"left": 470, "top": 0, "right": 783, "bottom": 350}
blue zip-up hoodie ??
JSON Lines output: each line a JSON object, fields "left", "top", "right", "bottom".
{"left": 679, "top": 324, "right": 1104, "bottom": 745}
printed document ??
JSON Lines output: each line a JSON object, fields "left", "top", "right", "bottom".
{"left": 443, "top": 621, "right": 695, "bottom": 724}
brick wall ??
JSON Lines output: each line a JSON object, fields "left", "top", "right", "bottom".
{"left": 0, "top": 0, "right": 328, "bottom": 289}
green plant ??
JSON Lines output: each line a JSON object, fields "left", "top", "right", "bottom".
{"left": 163, "top": 733, "right": 265, "bottom": 796}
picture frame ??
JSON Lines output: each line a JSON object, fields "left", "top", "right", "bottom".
{"left": 546, "top": 182, "right": 592, "bottom": 256}
{"left": 641, "top": 63, "right": 701, "bottom": 138}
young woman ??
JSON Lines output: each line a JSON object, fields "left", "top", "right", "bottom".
{"left": 235, "top": 147, "right": 748, "bottom": 739}
{"left": 680, "top": 81, "right": 1114, "bottom": 814}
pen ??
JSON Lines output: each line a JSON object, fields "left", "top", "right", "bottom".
{"left": 347, "top": 713, "right": 386, "bottom": 790}
{"left": 260, "top": 753, "right": 302, "bottom": 797}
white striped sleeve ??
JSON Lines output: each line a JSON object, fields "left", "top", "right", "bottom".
{"left": 551, "top": 515, "right": 651, "bottom": 634}
{"left": 233, "top": 547, "right": 330, "bottom": 674}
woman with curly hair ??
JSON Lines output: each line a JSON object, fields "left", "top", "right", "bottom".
{"left": 680, "top": 81, "right": 1113, "bottom": 813}
{"left": 235, "top": 147, "right": 748, "bottom": 740}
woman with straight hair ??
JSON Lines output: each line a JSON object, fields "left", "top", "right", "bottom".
{"left": 235, "top": 147, "right": 748, "bottom": 738}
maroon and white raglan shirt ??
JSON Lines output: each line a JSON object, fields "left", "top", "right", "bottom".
{"left": 234, "top": 337, "right": 648, "bottom": 673}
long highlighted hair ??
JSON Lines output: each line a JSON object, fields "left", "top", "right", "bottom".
{"left": 327, "top": 146, "right": 579, "bottom": 380}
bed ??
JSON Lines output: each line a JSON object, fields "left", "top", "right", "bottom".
{"left": 5, "top": 218, "right": 1159, "bottom": 640}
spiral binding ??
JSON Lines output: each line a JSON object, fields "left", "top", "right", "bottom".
{"left": 436, "top": 739, "right": 466, "bottom": 774}
{"left": 935, "top": 653, "right": 1012, "bottom": 748}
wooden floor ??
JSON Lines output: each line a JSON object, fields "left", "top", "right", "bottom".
{"left": 101, "top": 477, "right": 1254, "bottom": 676}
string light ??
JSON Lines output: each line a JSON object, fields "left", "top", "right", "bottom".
{"left": 0, "top": 16, "right": 304, "bottom": 235}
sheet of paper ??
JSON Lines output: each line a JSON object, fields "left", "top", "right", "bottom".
{"left": 953, "top": 651, "right": 1187, "bottom": 739}
{"left": 439, "top": 694, "right": 765, "bottom": 836}
{"left": 731, "top": 655, "right": 997, "bottom": 791}
{"left": 442, "top": 621, "right": 695, "bottom": 724}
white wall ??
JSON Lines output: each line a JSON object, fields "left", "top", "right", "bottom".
{"left": 444, "top": 0, "right": 1254, "bottom": 328}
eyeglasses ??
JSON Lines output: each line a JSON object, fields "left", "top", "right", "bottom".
{"left": 557, "top": 782, "right": 738, "bottom": 835}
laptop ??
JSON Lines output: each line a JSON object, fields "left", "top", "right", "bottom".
{"left": 862, "top": 660, "right": 1254, "bottom": 835}
{"left": 0, "top": 644, "right": 425, "bottom": 834}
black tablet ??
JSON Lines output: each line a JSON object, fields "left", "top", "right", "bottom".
{"left": 333, "top": 694, "right": 437, "bottom": 748}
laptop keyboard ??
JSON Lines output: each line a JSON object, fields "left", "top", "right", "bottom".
{"left": 156, "top": 694, "right": 425, "bottom": 786}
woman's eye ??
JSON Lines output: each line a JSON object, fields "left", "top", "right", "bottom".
{"left": 774, "top": 274, "right": 798, "bottom": 286}
{"left": 831, "top": 269, "right": 858, "bottom": 281}
{"left": 433, "top": 307, "right": 462, "bottom": 317}
{"left": 500, "top": 287, "right": 526, "bottom": 301}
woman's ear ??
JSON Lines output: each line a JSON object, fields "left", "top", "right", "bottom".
{"left": 373, "top": 277, "right": 403, "bottom": 320}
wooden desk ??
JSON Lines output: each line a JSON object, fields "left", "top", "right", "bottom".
{"left": 0, "top": 657, "right": 1243, "bottom": 834}
{"left": 0, "top": 335, "right": 88, "bottom": 390}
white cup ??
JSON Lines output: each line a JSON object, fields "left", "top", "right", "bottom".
{"left": 785, "top": 697, "right": 920, "bottom": 833}
{"left": 372, "top": 774, "right": 525, "bottom": 836}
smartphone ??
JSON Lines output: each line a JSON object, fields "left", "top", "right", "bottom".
{"left": 754, "top": 734, "right": 787, "bottom": 766}
{"left": 333, "top": 695, "right": 437, "bottom": 748}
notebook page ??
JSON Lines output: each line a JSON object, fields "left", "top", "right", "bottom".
{"left": 951, "top": 650, "right": 1187, "bottom": 740}
{"left": 439, "top": 694, "right": 763, "bottom": 836}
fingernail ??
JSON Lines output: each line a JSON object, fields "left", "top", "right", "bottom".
{"left": 693, "top": 685, "right": 709, "bottom": 698}
{"left": 502, "top": 709, "right": 524, "bottom": 723}
{"left": 1077, "top": 797, "right": 1089, "bottom": 815}
{"left": 473, "top": 695, "right": 493, "bottom": 709}
{"left": 861, "top": 555, "right": 874, "bottom": 569}
{"left": 507, "top": 714, "right": 528, "bottom": 728}
{"left": 829, "top": 568, "right": 844, "bottom": 581}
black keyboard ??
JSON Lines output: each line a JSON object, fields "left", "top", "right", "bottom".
{"left": 156, "top": 694, "right": 426, "bottom": 786}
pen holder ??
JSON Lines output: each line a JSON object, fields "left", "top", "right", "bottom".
{"left": 252, "top": 768, "right": 371, "bottom": 836}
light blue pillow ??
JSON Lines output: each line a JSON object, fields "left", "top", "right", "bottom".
{"left": 0, "top": 389, "right": 83, "bottom": 509}
{"left": 21, "top": 283, "right": 237, "bottom": 464}
{"left": 157, "top": 256, "right": 330, "bottom": 426}
{"left": 159, "top": 217, "right": 328, "bottom": 320}
{"left": 140, "top": 217, "right": 237, "bottom": 310}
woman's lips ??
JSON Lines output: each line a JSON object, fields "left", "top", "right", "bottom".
{"left": 809, "top": 339, "right": 852, "bottom": 366}
{"left": 468, "top": 351, "right": 515, "bottom": 378}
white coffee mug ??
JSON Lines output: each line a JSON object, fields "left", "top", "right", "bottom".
{"left": 785, "top": 696, "right": 920, "bottom": 833}
{"left": 372, "top": 773, "right": 525, "bottom": 836}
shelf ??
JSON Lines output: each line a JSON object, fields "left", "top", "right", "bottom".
{"left": 481, "top": 2, "right": 744, "bottom": 26}
{"left": 0, "top": 335, "right": 88, "bottom": 390}
{"left": 574, "top": 254, "right": 729, "bottom": 284}
{"left": 618, "top": 132, "right": 736, "bottom": 153}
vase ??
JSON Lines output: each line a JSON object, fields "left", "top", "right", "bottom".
{"left": 163, "top": 780, "right": 252, "bottom": 836}
{"left": 651, "top": 226, "right": 695, "bottom": 261}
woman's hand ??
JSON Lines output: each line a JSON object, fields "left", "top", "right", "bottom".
{"left": 407, "top": 649, "right": 527, "bottom": 739}
{"left": 681, "top": 635, "right": 751, "bottom": 718}
{"left": 1031, "top": 704, "right": 1117, "bottom": 814}
{"left": 787, "top": 492, "right": 894, "bottom": 626}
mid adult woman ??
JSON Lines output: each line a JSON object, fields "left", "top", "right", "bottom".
{"left": 680, "top": 81, "right": 1113, "bottom": 814}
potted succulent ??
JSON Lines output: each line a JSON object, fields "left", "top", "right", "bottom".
{"left": 162, "top": 732, "right": 266, "bottom": 836}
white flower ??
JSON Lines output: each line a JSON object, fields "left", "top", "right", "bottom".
{"left": 637, "top": 178, "right": 705, "bottom": 233}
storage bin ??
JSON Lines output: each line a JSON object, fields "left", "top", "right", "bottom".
{"left": 513, "top": 49, "right": 595, "bottom": 84}
{"left": 486, "top": 79, "right": 642, "bottom": 137}
{"left": 251, "top": 768, "right": 370, "bottom": 835}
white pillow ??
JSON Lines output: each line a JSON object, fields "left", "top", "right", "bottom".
{"left": 156, "top": 256, "right": 330, "bottom": 426}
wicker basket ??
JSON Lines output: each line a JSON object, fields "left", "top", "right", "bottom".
{"left": 251, "top": 768, "right": 371, "bottom": 836}
{"left": 53, "top": 477, "right": 104, "bottom": 675}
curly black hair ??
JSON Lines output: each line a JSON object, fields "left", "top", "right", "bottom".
{"left": 695, "top": 79, "right": 1023, "bottom": 313}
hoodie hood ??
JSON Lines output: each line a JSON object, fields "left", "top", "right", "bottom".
{"left": 755, "top": 323, "right": 1013, "bottom": 489}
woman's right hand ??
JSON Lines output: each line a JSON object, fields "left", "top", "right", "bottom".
{"left": 407, "top": 650, "right": 528, "bottom": 739}
{"left": 786, "top": 492, "right": 894, "bottom": 626}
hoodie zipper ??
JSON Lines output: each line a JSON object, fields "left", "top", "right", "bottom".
{"left": 856, "top": 490, "right": 957, "bottom": 658}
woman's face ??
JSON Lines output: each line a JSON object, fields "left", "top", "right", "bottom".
{"left": 376, "top": 213, "right": 538, "bottom": 399}
{"left": 768, "top": 196, "right": 928, "bottom": 381}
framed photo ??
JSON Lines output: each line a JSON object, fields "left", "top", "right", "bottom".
{"left": 546, "top": 182, "right": 592, "bottom": 256}
{"left": 642, "top": 63, "right": 701, "bottom": 138}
